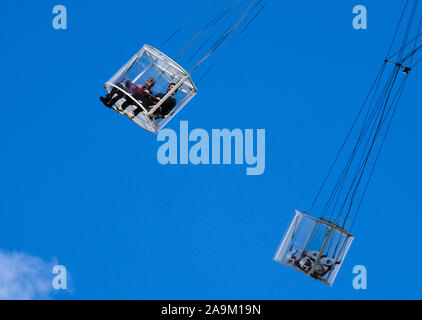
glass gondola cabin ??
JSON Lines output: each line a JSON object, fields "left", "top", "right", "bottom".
{"left": 274, "top": 210, "right": 354, "bottom": 286}
{"left": 105, "top": 45, "right": 198, "bottom": 133}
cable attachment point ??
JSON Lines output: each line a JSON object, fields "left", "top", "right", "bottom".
{"left": 385, "top": 59, "right": 412, "bottom": 74}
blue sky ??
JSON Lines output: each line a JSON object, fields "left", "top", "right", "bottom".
{"left": 0, "top": 0, "right": 421, "bottom": 299}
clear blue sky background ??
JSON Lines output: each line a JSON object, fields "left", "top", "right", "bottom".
{"left": 1, "top": 0, "right": 421, "bottom": 299}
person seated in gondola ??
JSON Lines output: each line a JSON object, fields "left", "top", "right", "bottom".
{"left": 99, "top": 78, "right": 135, "bottom": 108}
{"left": 311, "top": 257, "right": 340, "bottom": 278}
{"left": 120, "top": 77, "right": 156, "bottom": 114}
{"left": 127, "top": 82, "right": 178, "bottom": 120}
{"left": 151, "top": 83, "right": 178, "bottom": 120}
{"left": 127, "top": 83, "right": 177, "bottom": 120}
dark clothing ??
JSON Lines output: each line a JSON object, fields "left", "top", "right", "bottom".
{"left": 153, "top": 93, "right": 177, "bottom": 119}
{"left": 104, "top": 82, "right": 131, "bottom": 106}
{"left": 121, "top": 90, "right": 156, "bottom": 116}
{"left": 118, "top": 89, "right": 177, "bottom": 119}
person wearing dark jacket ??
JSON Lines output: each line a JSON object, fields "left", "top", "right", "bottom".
{"left": 120, "top": 77, "right": 156, "bottom": 114}
{"left": 151, "top": 83, "right": 178, "bottom": 120}
{"left": 127, "top": 83, "right": 178, "bottom": 120}
{"left": 99, "top": 78, "right": 134, "bottom": 108}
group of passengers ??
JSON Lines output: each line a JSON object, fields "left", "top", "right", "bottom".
{"left": 99, "top": 77, "right": 177, "bottom": 121}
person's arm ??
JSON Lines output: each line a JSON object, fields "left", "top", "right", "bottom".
{"left": 154, "top": 93, "right": 164, "bottom": 102}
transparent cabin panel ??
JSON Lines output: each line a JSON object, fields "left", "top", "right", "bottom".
{"left": 274, "top": 210, "right": 354, "bottom": 286}
{"left": 105, "top": 45, "right": 198, "bottom": 133}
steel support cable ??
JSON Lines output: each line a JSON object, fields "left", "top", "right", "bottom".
{"left": 410, "top": 10, "right": 422, "bottom": 65}
{"left": 188, "top": 0, "right": 266, "bottom": 67}
{"left": 309, "top": 64, "right": 388, "bottom": 213}
{"left": 402, "top": 43, "right": 422, "bottom": 64}
{"left": 410, "top": 30, "right": 422, "bottom": 67}
{"left": 384, "top": 5, "right": 421, "bottom": 69}
{"left": 345, "top": 77, "right": 407, "bottom": 229}
{"left": 339, "top": 96, "right": 398, "bottom": 229}
{"left": 349, "top": 76, "right": 408, "bottom": 232}
{"left": 196, "top": 0, "right": 270, "bottom": 84}
{"left": 189, "top": 22, "right": 236, "bottom": 65}
{"left": 316, "top": 64, "right": 396, "bottom": 217}
{"left": 184, "top": 13, "right": 236, "bottom": 64}
{"left": 412, "top": 53, "right": 422, "bottom": 66}
{"left": 189, "top": 0, "right": 257, "bottom": 74}
{"left": 340, "top": 67, "right": 402, "bottom": 230}
{"left": 160, "top": 0, "right": 217, "bottom": 48}
{"left": 326, "top": 79, "right": 394, "bottom": 225}
{"left": 321, "top": 65, "right": 396, "bottom": 221}
{"left": 335, "top": 69, "right": 401, "bottom": 226}
{"left": 333, "top": 67, "right": 402, "bottom": 224}
{"left": 338, "top": 96, "right": 395, "bottom": 226}
{"left": 189, "top": 0, "right": 256, "bottom": 73}
{"left": 396, "top": 0, "right": 419, "bottom": 63}
{"left": 156, "top": 9, "right": 230, "bottom": 84}
{"left": 173, "top": 0, "right": 241, "bottom": 62}
{"left": 385, "top": 1, "right": 418, "bottom": 65}
{"left": 155, "top": 0, "right": 240, "bottom": 85}
{"left": 394, "top": 0, "right": 419, "bottom": 66}
{"left": 324, "top": 67, "right": 400, "bottom": 224}
{"left": 343, "top": 20, "right": 420, "bottom": 226}
{"left": 310, "top": 1, "right": 419, "bottom": 235}
{"left": 335, "top": 69, "right": 402, "bottom": 245}
{"left": 387, "top": 31, "right": 422, "bottom": 60}
{"left": 336, "top": 10, "right": 417, "bottom": 220}
{"left": 386, "top": 0, "right": 410, "bottom": 58}
{"left": 184, "top": 0, "right": 245, "bottom": 65}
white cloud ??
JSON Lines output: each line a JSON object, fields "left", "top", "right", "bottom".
{"left": 0, "top": 250, "right": 56, "bottom": 300}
